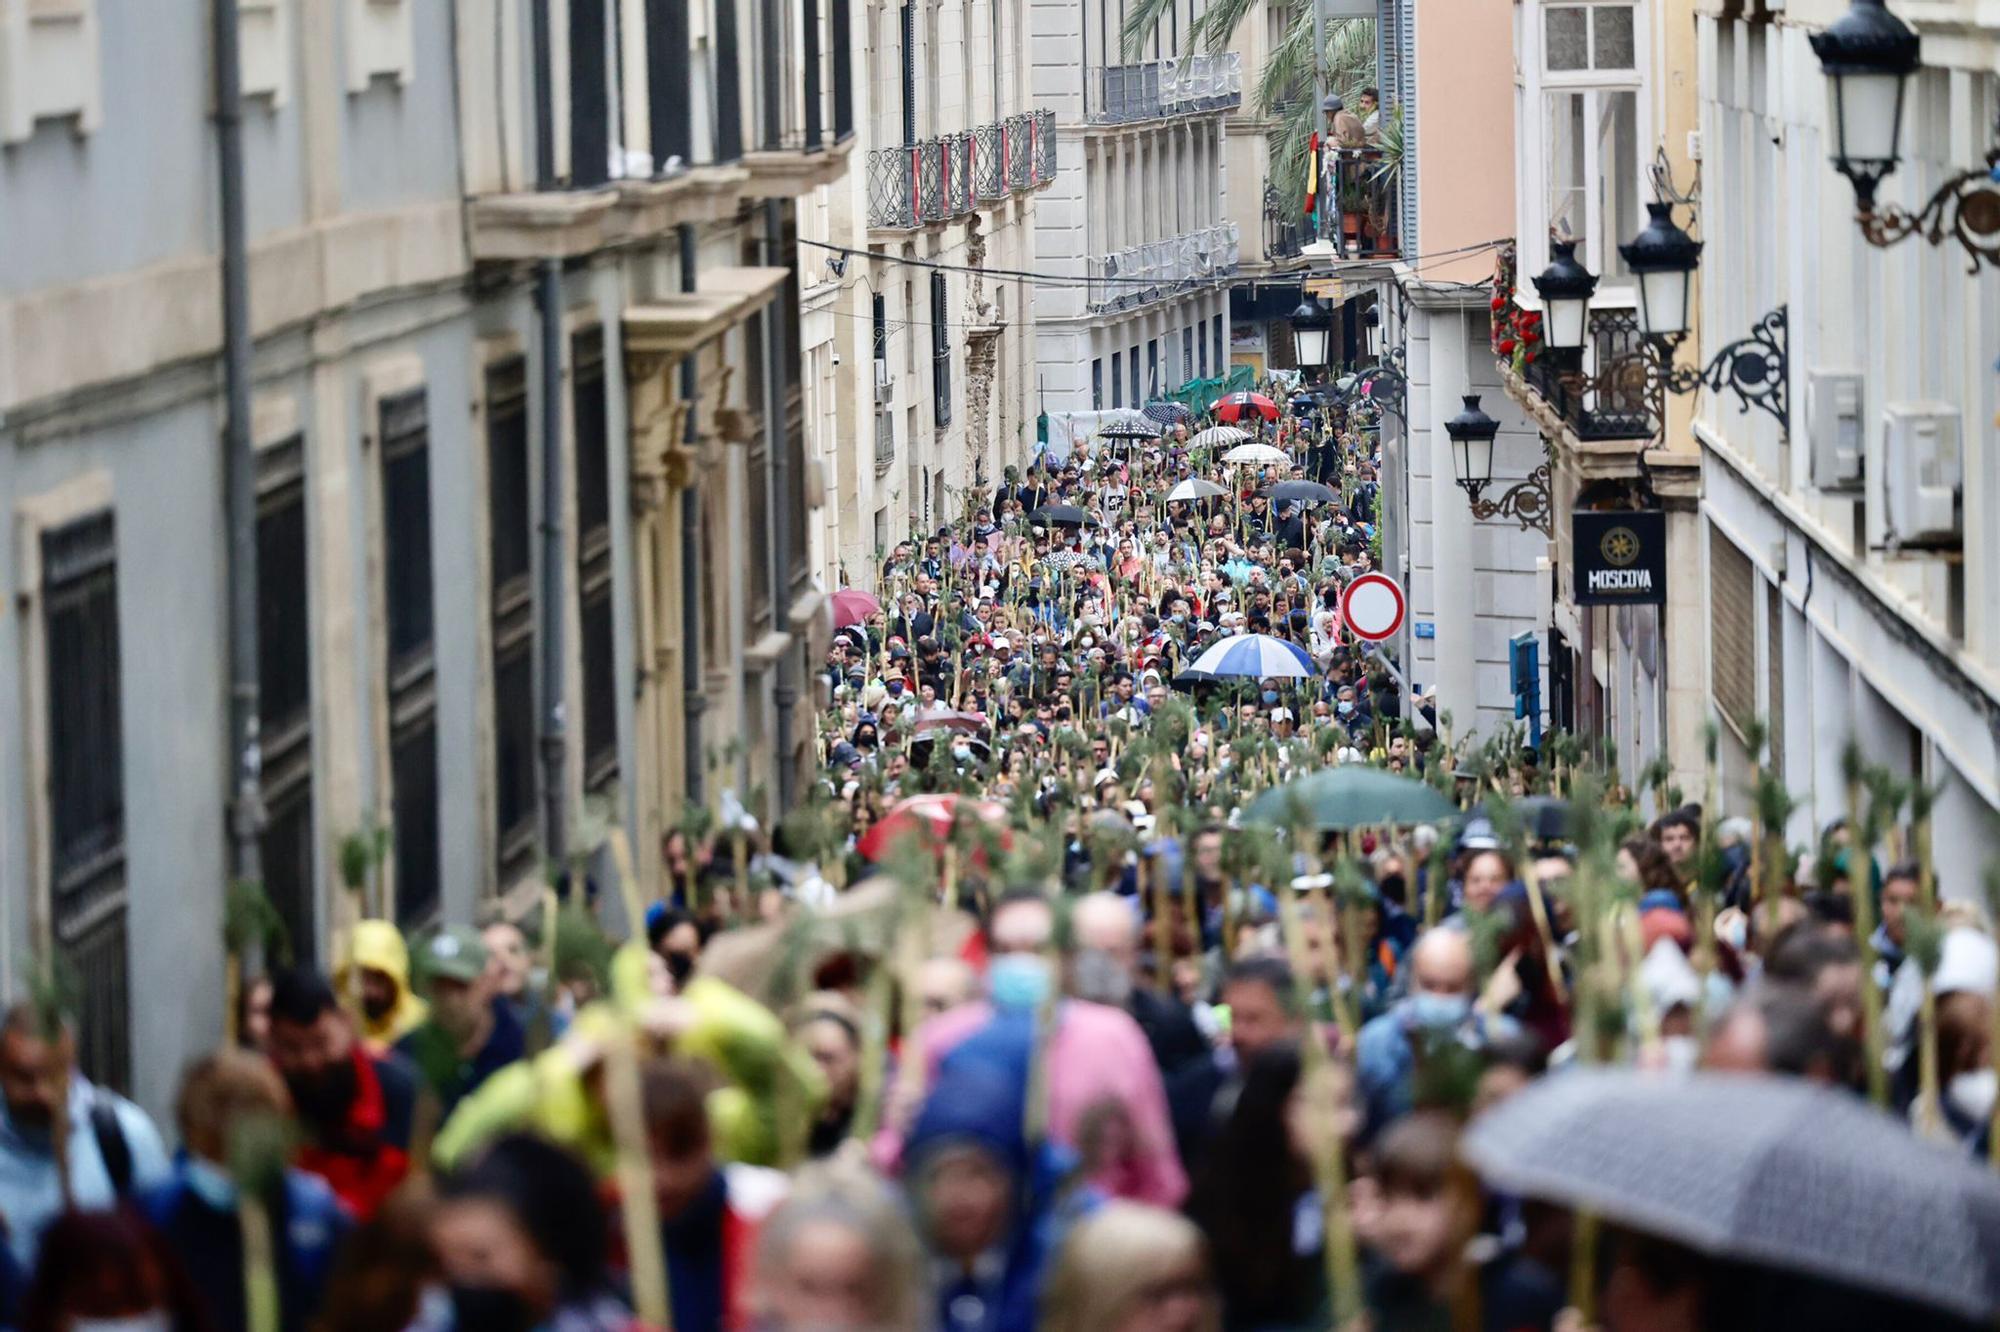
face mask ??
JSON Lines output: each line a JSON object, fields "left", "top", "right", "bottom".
{"left": 887, "top": 681, "right": 905, "bottom": 696}
{"left": 449, "top": 1284, "right": 539, "bottom": 1332}
{"left": 1662, "top": 1035, "right": 1701, "bottom": 1075}
{"left": 184, "top": 1156, "right": 237, "bottom": 1211}
{"left": 1071, "top": 949, "right": 1134, "bottom": 1007}
{"left": 1337, "top": 700, "right": 1355, "bottom": 716}
{"left": 1378, "top": 873, "right": 1406, "bottom": 903}
{"left": 952, "top": 744, "right": 974, "bottom": 762}
{"left": 1409, "top": 992, "right": 1471, "bottom": 1031}
{"left": 664, "top": 951, "right": 695, "bottom": 985}
{"left": 988, "top": 954, "right": 1053, "bottom": 1012}
{"left": 1262, "top": 690, "right": 1280, "bottom": 706}
{"left": 72, "top": 1315, "right": 172, "bottom": 1332}
{"left": 1948, "top": 1069, "right": 1999, "bottom": 1124}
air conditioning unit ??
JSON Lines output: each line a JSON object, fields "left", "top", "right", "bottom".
{"left": 1881, "top": 402, "right": 1961, "bottom": 549}
{"left": 874, "top": 359, "right": 892, "bottom": 405}
{"left": 1807, "top": 369, "right": 1865, "bottom": 491}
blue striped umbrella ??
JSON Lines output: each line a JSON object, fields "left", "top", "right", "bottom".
{"left": 1187, "top": 633, "right": 1317, "bottom": 680}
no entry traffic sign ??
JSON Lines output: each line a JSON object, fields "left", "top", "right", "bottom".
{"left": 1341, "top": 572, "right": 1406, "bottom": 642}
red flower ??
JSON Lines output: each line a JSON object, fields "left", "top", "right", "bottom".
{"left": 1499, "top": 338, "right": 1517, "bottom": 354}
{"left": 1490, "top": 295, "right": 1507, "bottom": 311}
{"left": 1522, "top": 350, "right": 1536, "bottom": 365}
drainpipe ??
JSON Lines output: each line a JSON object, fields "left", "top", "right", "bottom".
{"left": 678, "top": 224, "right": 705, "bottom": 806}
{"left": 761, "top": 200, "right": 796, "bottom": 811}
{"left": 215, "top": 0, "right": 262, "bottom": 897}
{"left": 532, "top": 0, "right": 568, "bottom": 863}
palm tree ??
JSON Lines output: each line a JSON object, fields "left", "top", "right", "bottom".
{"left": 1122, "top": 0, "right": 1382, "bottom": 208}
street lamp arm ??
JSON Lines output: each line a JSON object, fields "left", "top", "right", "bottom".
{"left": 1852, "top": 145, "right": 2000, "bottom": 273}
{"left": 1656, "top": 304, "right": 1789, "bottom": 431}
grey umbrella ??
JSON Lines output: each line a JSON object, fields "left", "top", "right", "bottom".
{"left": 1461, "top": 1067, "right": 2000, "bottom": 1320}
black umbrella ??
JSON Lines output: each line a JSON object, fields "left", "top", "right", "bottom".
{"left": 1030, "top": 505, "right": 1096, "bottom": 529}
{"left": 1268, "top": 480, "right": 1338, "bottom": 505}
{"left": 1143, "top": 400, "right": 1193, "bottom": 426}
{"left": 1469, "top": 795, "right": 1574, "bottom": 844}
{"left": 1463, "top": 1068, "right": 2000, "bottom": 1322}
{"left": 1099, "top": 421, "right": 1163, "bottom": 441}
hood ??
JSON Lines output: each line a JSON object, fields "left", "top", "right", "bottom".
{"left": 339, "top": 919, "right": 428, "bottom": 1043}
{"left": 907, "top": 1023, "right": 1035, "bottom": 1181}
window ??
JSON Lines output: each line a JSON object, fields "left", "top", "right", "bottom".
{"left": 0, "top": 0, "right": 102, "bottom": 143}
{"left": 1093, "top": 358, "right": 1104, "bottom": 409}
{"left": 1710, "top": 527, "right": 1755, "bottom": 738}
{"left": 257, "top": 439, "right": 314, "bottom": 962}
{"left": 344, "top": 0, "right": 414, "bottom": 92}
{"left": 573, "top": 328, "right": 618, "bottom": 793}
{"left": 1183, "top": 328, "right": 1195, "bottom": 387}
{"left": 570, "top": 0, "right": 611, "bottom": 186}
{"left": 930, "top": 272, "right": 952, "bottom": 427}
{"left": 1213, "top": 315, "right": 1224, "bottom": 377}
{"left": 1146, "top": 341, "right": 1159, "bottom": 400}
{"left": 379, "top": 387, "right": 440, "bottom": 927}
{"left": 1128, "top": 345, "right": 1139, "bottom": 407}
{"left": 1111, "top": 351, "right": 1122, "bottom": 407}
{"left": 1199, "top": 330, "right": 1209, "bottom": 380}
{"left": 1765, "top": 579, "right": 1784, "bottom": 785}
{"left": 1545, "top": 88, "right": 1638, "bottom": 281}
{"left": 42, "top": 509, "right": 128, "bottom": 1091}
{"left": 1543, "top": 3, "right": 1634, "bottom": 72}
{"left": 486, "top": 357, "right": 537, "bottom": 882}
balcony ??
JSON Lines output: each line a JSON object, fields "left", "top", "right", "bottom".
{"left": 1496, "top": 258, "right": 1654, "bottom": 443}
{"left": 1085, "top": 223, "right": 1240, "bottom": 313}
{"left": 1264, "top": 181, "right": 1308, "bottom": 263}
{"left": 469, "top": 0, "right": 854, "bottom": 261}
{"left": 1318, "top": 148, "right": 1401, "bottom": 261}
{"left": 1086, "top": 53, "right": 1243, "bottom": 124}
{"left": 867, "top": 111, "right": 1057, "bottom": 231}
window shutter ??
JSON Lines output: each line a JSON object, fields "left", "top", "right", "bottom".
{"left": 1710, "top": 528, "right": 1755, "bottom": 737}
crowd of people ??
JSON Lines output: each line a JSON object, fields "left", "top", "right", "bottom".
{"left": 0, "top": 383, "right": 1995, "bottom": 1332}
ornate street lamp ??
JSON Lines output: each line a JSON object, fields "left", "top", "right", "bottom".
{"left": 1290, "top": 292, "right": 1333, "bottom": 370}
{"left": 1445, "top": 394, "right": 1501, "bottom": 503}
{"left": 1811, "top": 0, "right": 2000, "bottom": 270}
{"left": 1619, "top": 202, "right": 1702, "bottom": 341}
{"left": 1363, "top": 305, "right": 1382, "bottom": 359}
{"left": 1531, "top": 239, "right": 1598, "bottom": 352}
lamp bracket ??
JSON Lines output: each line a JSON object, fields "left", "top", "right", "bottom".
{"left": 1467, "top": 461, "right": 1554, "bottom": 536}
{"left": 1854, "top": 136, "right": 2000, "bottom": 273}
{"left": 1567, "top": 305, "right": 1789, "bottom": 435}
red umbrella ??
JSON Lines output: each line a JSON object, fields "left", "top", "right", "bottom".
{"left": 908, "top": 707, "right": 990, "bottom": 737}
{"left": 857, "top": 793, "right": 1011, "bottom": 863}
{"left": 1211, "top": 391, "right": 1280, "bottom": 423}
{"left": 830, "top": 587, "right": 882, "bottom": 630}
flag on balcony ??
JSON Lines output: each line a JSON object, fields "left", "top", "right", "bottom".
{"left": 1302, "top": 131, "right": 1320, "bottom": 224}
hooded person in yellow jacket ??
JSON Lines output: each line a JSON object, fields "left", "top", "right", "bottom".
{"left": 337, "top": 919, "right": 429, "bottom": 1048}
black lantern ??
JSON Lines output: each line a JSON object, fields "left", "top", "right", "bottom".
{"left": 1531, "top": 239, "right": 1598, "bottom": 351}
{"left": 1363, "top": 305, "right": 1382, "bottom": 358}
{"left": 1290, "top": 292, "right": 1333, "bottom": 369}
{"left": 1619, "top": 202, "right": 1703, "bottom": 341}
{"left": 1810, "top": 0, "right": 1921, "bottom": 210}
{"left": 1444, "top": 394, "right": 1501, "bottom": 501}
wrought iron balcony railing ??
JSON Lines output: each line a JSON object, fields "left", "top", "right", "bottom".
{"left": 915, "top": 138, "right": 946, "bottom": 223}
{"left": 867, "top": 146, "right": 916, "bottom": 228}
{"left": 867, "top": 111, "right": 1057, "bottom": 229}
{"left": 974, "top": 123, "right": 1005, "bottom": 199}
{"left": 1032, "top": 109, "right": 1057, "bottom": 184}
{"left": 945, "top": 131, "right": 975, "bottom": 215}
{"left": 1084, "top": 223, "right": 1240, "bottom": 312}
{"left": 1005, "top": 114, "right": 1032, "bottom": 189}
{"left": 1087, "top": 53, "right": 1242, "bottom": 124}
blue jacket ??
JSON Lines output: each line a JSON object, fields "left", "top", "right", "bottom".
{"left": 140, "top": 1163, "right": 352, "bottom": 1332}
{"left": 907, "top": 1021, "right": 1098, "bottom": 1332}
{"left": 0, "top": 1075, "right": 170, "bottom": 1274}
{"left": 1355, "top": 1001, "right": 1518, "bottom": 1139}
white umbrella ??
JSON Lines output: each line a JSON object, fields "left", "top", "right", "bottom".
{"left": 1222, "top": 442, "right": 1288, "bottom": 465}
{"left": 1166, "top": 478, "right": 1228, "bottom": 502}
{"left": 1187, "top": 633, "right": 1317, "bottom": 679}
{"left": 1189, "top": 425, "right": 1250, "bottom": 448}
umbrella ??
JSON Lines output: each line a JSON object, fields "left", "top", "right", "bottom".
{"left": 856, "top": 793, "right": 1011, "bottom": 862}
{"left": 1029, "top": 505, "right": 1096, "bottom": 528}
{"left": 1212, "top": 391, "right": 1280, "bottom": 423}
{"left": 1222, "top": 442, "right": 1288, "bottom": 466}
{"left": 1189, "top": 425, "right": 1251, "bottom": 448}
{"left": 829, "top": 587, "right": 882, "bottom": 630}
{"left": 1099, "top": 417, "right": 1163, "bottom": 441}
{"left": 907, "top": 707, "right": 989, "bottom": 737}
{"left": 1461, "top": 1067, "right": 2000, "bottom": 1321}
{"left": 1187, "top": 632, "right": 1316, "bottom": 680}
{"left": 1169, "top": 667, "right": 1224, "bottom": 692}
{"left": 1469, "top": 795, "right": 1574, "bottom": 844}
{"left": 1167, "top": 478, "right": 1229, "bottom": 503}
{"left": 1143, "top": 400, "right": 1193, "bottom": 426}
{"left": 1040, "top": 549, "right": 1098, "bottom": 576}
{"left": 1245, "top": 765, "right": 1458, "bottom": 830}
{"left": 1268, "top": 480, "right": 1338, "bottom": 505}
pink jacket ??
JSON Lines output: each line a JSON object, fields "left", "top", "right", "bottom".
{"left": 873, "top": 999, "right": 1188, "bottom": 1207}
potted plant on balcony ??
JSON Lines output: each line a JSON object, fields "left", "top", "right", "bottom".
{"left": 1362, "top": 106, "right": 1404, "bottom": 252}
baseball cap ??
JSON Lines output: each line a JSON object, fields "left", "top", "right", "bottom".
{"left": 419, "top": 924, "right": 489, "bottom": 984}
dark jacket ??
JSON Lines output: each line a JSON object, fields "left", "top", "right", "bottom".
{"left": 142, "top": 1163, "right": 352, "bottom": 1332}
{"left": 395, "top": 997, "right": 526, "bottom": 1119}
{"left": 293, "top": 1048, "right": 418, "bottom": 1221}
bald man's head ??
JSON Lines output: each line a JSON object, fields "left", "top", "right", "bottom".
{"left": 917, "top": 957, "right": 978, "bottom": 1019}
{"left": 1072, "top": 892, "right": 1139, "bottom": 963}
{"left": 1409, "top": 928, "right": 1475, "bottom": 999}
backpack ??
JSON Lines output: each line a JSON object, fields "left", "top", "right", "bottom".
{"left": 90, "top": 1093, "right": 134, "bottom": 1199}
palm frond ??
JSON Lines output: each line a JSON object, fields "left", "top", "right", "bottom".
{"left": 1119, "top": 0, "right": 1181, "bottom": 61}
{"left": 1189, "top": 0, "right": 1264, "bottom": 55}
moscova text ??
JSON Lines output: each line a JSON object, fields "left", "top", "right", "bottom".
{"left": 1586, "top": 569, "right": 1654, "bottom": 592}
